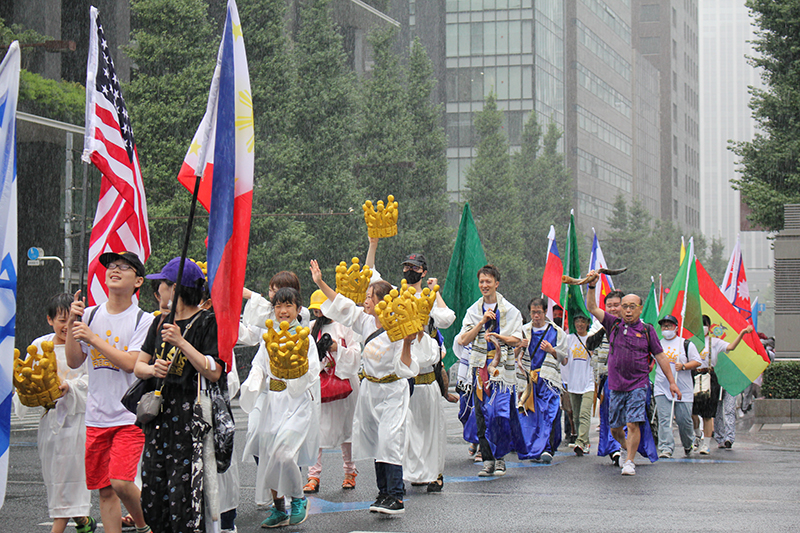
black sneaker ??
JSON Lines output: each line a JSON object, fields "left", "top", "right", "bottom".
{"left": 377, "top": 496, "right": 405, "bottom": 515}
{"left": 724, "top": 440, "right": 732, "bottom": 449}
{"left": 611, "top": 451, "right": 621, "bottom": 467}
{"left": 369, "top": 494, "right": 389, "bottom": 512}
{"left": 574, "top": 445, "right": 584, "bottom": 457}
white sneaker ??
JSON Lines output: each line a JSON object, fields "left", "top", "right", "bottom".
{"left": 658, "top": 451, "right": 672, "bottom": 459}
{"left": 621, "top": 460, "right": 636, "bottom": 476}
{"left": 699, "top": 444, "right": 710, "bottom": 455}
{"left": 540, "top": 452, "right": 553, "bottom": 464}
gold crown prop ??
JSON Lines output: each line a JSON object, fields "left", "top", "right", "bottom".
{"left": 416, "top": 284, "right": 440, "bottom": 326}
{"left": 363, "top": 195, "right": 399, "bottom": 238}
{"left": 263, "top": 320, "right": 311, "bottom": 380}
{"left": 335, "top": 257, "right": 373, "bottom": 304}
{"left": 376, "top": 280, "right": 423, "bottom": 342}
{"left": 191, "top": 259, "right": 208, "bottom": 278}
{"left": 13, "top": 342, "right": 62, "bottom": 409}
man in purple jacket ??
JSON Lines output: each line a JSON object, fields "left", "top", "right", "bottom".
{"left": 586, "top": 273, "right": 680, "bottom": 476}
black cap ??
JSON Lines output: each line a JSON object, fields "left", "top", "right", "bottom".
{"left": 401, "top": 253, "right": 427, "bottom": 269}
{"left": 658, "top": 314, "right": 679, "bottom": 327}
{"left": 99, "top": 251, "right": 146, "bottom": 277}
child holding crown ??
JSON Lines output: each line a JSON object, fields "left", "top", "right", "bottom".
{"left": 240, "top": 287, "right": 320, "bottom": 528}
{"left": 14, "top": 293, "right": 95, "bottom": 533}
{"left": 310, "top": 259, "right": 420, "bottom": 516}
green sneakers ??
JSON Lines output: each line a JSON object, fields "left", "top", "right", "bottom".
{"left": 261, "top": 507, "right": 289, "bottom": 528}
{"left": 290, "top": 497, "right": 308, "bottom": 525}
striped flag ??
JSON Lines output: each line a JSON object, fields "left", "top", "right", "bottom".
{"left": 0, "top": 40, "right": 20, "bottom": 511}
{"left": 541, "top": 225, "right": 562, "bottom": 320}
{"left": 181, "top": 0, "right": 253, "bottom": 369}
{"left": 720, "top": 235, "right": 753, "bottom": 325}
{"left": 82, "top": 7, "right": 150, "bottom": 305}
{"left": 587, "top": 227, "right": 614, "bottom": 311}
{"left": 696, "top": 259, "right": 768, "bottom": 396}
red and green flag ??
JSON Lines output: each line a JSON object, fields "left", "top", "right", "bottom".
{"left": 696, "top": 258, "right": 769, "bottom": 396}
{"left": 657, "top": 237, "right": 704, "bottom": 352}
{"left": 560, "top": 211, "right": 590, "bottom": 333}
{"left": 441, "top": 203, "right": 487, "bottom": 369}
{"left": 642, "top": 278, "right": 659, "bottom": 383}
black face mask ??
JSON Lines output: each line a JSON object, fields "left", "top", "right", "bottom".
{"left": 402, "top": 269, "right": 424, "bottom": 285}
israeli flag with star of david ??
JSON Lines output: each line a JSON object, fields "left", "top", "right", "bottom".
{"left": 0, "top": 41, "right": 20, "bottom": 511}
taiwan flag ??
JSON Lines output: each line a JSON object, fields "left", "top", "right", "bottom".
{"left": 178, "top": 0, "right": 253, "bottom": 369}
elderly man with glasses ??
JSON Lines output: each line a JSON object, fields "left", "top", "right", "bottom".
{"left": 585, "top": 273, "right": 680, "bottom": 476}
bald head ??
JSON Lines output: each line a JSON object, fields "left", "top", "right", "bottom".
{"left": 620, "top": 293, "right": 643, "bottom": 324}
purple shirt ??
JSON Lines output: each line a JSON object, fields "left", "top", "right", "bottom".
{"left": 602, "top": 313, "right": 663, "bottom": 392}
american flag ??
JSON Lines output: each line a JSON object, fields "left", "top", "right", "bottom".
{"left": 82, "top": 7, "right": 150, "bottom": 305}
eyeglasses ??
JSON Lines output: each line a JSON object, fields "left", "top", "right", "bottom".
{"left": 402, "top": 265, "right": 424, "bottom": 273}
{"left": 530, "top": 309, "right": 545, "bottom": 315}
{"left": 106, "top": 262, "right": 134, "bottom": 272}
{"left": 621, "top": 304, "right": 640, "bottom": 311}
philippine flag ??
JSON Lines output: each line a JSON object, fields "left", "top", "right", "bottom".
{"left": 178, "top": 0, "right": 253, "bottom": 369}
{"left": 587, "top": 228, "right": 614, "bottom": 311}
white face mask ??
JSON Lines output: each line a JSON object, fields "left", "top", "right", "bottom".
{"left": 704, "top": 326, "right": 709, "bottom": 336}
{"left": 662, "top": 329, "right": 677, "bottom": 340}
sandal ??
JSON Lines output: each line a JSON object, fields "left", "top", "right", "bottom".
{"left": 121, "top": 514, "right": 135, "bottom": 529}
{"left": 341, "top": 471, "right": 357, "bottom": 490}
{"left": 427, "top": 474, "right": 444, "bottom": 493}
{"left": 303, "top": 477, "right": 320, "bottom": 494}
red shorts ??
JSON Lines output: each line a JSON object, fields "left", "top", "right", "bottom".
{"left": 85, "top": 425, "right": 144, "bottom": 490}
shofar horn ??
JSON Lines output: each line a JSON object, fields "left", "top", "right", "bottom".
{"left": 562, "top": 267, "right": 627, "bottom": 286}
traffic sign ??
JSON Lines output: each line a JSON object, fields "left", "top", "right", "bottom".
{"left": 27, "top": 247, "right": 44, "bottom": 261}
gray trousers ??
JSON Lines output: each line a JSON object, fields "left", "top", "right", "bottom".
{"left": 655, "top": 395, "right": 694, "bottom": 454}
{"left": 714, "top": 389, "right": 737, "bottom": 445}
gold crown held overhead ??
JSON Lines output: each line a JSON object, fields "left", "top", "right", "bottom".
{"left": 263, "top": 319, "right": 310, "bottom": 380}
{"left": 13, "top": 342, "right": 62, "bottom": 409}
{"left": 363, "top": 195, "right": 399, "bottom": 238}
{"left": 417, "top": 284, "right": 440, "bottom": 326}
{"left": 376, "top": 280, "right": 423, "bottom": 342}
{"left": 336, "top": 257, "right": 373, "bottom": 304}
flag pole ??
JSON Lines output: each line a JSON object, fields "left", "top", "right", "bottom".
{"left": 78, "top": 162, "right": 89, "bottom": 296}
{"left": 672, "top": 238, "right": 694, "bottom": 425}
{"left": 165, "top": 175, "right": 202, "bottom": 326}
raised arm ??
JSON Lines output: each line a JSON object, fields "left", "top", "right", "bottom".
{"left": 310, "top": 259, "right": 338, "bottom": 301}
{"left": 585, "top": 271, "right": 605, "bottom": 323}
{"left": 365, "top": 236, "right": 379, "bottom": 269}
{"left": 725, "top": 324, "right": 754, "bottom": 353}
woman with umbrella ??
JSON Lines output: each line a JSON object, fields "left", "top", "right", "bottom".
{"left": 134, "top": 257, "right": 223, "bottom": 532}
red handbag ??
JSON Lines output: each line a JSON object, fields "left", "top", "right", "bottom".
{"left": 320, "top": 364, "right": 352, "bottom": 403}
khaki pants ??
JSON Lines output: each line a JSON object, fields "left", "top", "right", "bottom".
{"left": 569, "top": 390, "right": 594, "bottom": 449}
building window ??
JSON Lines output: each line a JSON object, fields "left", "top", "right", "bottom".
{"left": 639, "top": 36, "right": 660, "bottom": 55}
{"left": 673, "top": 71, "right": 677, "bottom": 91}
{"left": 673, "top": 39, "right": 677, "bottom": 59}
{"left": 673, "top": 135, "right": 678, "bottom": 155}
{"left": 640, "top": 4, "right": 660, "bottom": 22}
{"left": 673, "top": 167, "right": 678, "bottom": 186}
{"left": 674, "top": 199, "right": 678, "bottom": 218}
{"left": 673, "top": 103, "right": 677, "bottom": 122}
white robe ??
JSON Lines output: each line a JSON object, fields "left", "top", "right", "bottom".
{"left": 461, "top": 292, "right": 523, "bottom": 387}
{"left": 217, "top": 350, "right": 240, "bottom": 514}
{"left": 321, "top": 295, "right": 419, "bottom": 465}
{"left": 315, "top": 320, "right": 360, "bottom": 448}
{"left": 403, "top": 334, "right": 447, "bottom": 483}
{"left": 240, "top": 324, "right": 320, "bottom": 504}
{"left": 14, "top": 334, "right": 91, "bottom": 518}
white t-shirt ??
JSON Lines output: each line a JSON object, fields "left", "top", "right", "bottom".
{"left": 700, "top": 336, "right": 729, "bottom": 369}
{"left": 655, "top": 336, "right": 702, "bottom": 403}
{"left": 81, "top": 303, "right": 154, "bottom": 427}
{"left": 566, "top": 333, "right": 594, "bottom": 394}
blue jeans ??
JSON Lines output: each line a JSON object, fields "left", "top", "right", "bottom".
{"left": 375, "top": 461, "right": 404, "bottom": 499}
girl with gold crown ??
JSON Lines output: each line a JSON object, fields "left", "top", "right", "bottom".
{"left": 240, "top": 287, "right": 320, "bottom": 528}
{"left": 310, "top": 259, "right": 420, "bottom": 516}
{"left": 13, "top": 293, "right": 95, "bottom": 533}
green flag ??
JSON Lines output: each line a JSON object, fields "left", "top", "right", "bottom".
{"left": 642, "top": 279, "right": 659, "bottom": 327}
{"left": 559, "top": 211, "right": 590, "bottom": 333}
{"left": 642, "top": 279, "right": 659, "bottom": 383}
{"left": 441, "top": 203, "right": 487, "bottom": 369}
{"left": 657, "top": 237, "right": 705, "bottom": 351}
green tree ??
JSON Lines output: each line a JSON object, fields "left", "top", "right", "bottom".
{"left": 125, "top": 0, "right": 219, "bottom": 273}
{"left": 465, "top": 93, "right": 526, "bottom": 308}
{"left": 287, "top": 0, "right": 363, "bottom": 293}
{"left": 355, "top": 26, "right": 416, "bottom": 276}
{"left": 512, "top": 113, "right": 572, "bottom": 298}
{"left": 402, "top": 37, "right": 453, "bottom": 282}
{"left": 0, "top": 18, "right": 85, "bottom": 123}
{"left": 729, "top": 0, "right": 800, "bottom": 231}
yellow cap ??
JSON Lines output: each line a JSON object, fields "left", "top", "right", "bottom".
{"left": 308, "top": 289, "right": 328, "bottom": 311}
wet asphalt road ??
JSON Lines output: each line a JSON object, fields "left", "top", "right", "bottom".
{"left": 3, "top": 400, "right": 799, "bottom": 533}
